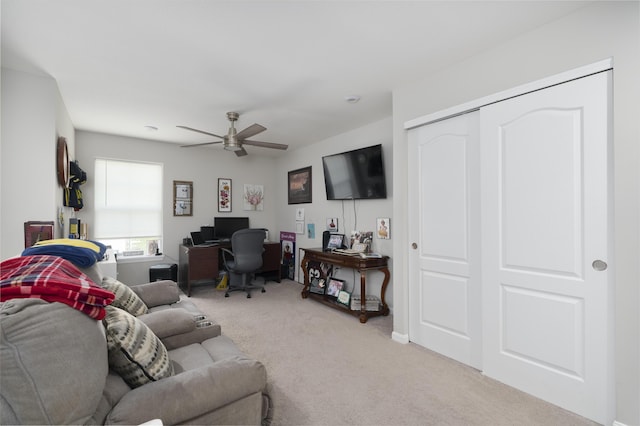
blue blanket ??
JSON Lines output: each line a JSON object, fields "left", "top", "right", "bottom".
{"left": 22, "top": 241, "right": 106, "bottom": 267}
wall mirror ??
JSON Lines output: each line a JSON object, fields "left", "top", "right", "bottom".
{"left": 173, "top": 180, "right": 193, "bottom": 216}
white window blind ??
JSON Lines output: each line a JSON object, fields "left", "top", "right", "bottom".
{"left": 94, "top": 159, "right": 163, "bottom": 239}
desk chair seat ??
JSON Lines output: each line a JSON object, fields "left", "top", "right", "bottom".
{"left": 221, "top": 229, "right": 266, "bottom": 298}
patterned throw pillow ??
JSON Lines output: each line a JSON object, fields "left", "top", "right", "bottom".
{"left": 101, "top": 276, "right": 148, "bottom": 316}
{"left": 102, "top": 305, "right": 174, "bottom": 388}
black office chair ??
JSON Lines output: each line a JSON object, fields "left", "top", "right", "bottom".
{"left": 220, "top": 228, "right": 266, "bottom": 298}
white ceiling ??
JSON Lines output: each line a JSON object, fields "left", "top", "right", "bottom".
{"left": 2, "top": 0, "right": 591, "bottom": 156}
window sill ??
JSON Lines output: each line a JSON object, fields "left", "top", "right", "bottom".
{"left": 116, "top": 254, "right": 166, "bottom": 264}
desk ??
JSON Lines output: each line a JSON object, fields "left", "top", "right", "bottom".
{"left": 179, "top": 242, "right": 281, "bottom": 296}
{"left": 300, "top": 248, "right": 390, "bottom": 323}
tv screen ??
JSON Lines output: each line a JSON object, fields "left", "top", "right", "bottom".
{"left": 213, "top": 217, "right": 249, "bottom": 240}
{"left": 322, "top": 144, "right": 387, "bottom": 200}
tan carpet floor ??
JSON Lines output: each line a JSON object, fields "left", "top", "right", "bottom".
{"left": 187, "top": 279, "right": 598, "bottom": 426}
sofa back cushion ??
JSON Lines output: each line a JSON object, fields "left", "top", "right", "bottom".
{"left": 102, "top": 306, "right": 174, "bottom": 388}
{"left": 101, "top": 276, "right": 148, "bottom": 316}
{"left": 0, "top": 299, "right": 108, "bottom": 424}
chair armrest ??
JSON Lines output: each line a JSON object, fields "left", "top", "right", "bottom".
{"left": 106, "top": 357, "right": 267, "bottom": 425}
{"left": 220, "top": 247, "right": 234, "bottom": 270}
{"left": 130, "top": 280, "right": 180, "bottom": 308}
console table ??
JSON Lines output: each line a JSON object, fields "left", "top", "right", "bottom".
{"left": 179, "top": 242, "right": 281, "bottom": 296}
{"left": 300, "top": 248, "right": 390, "bottom": 323}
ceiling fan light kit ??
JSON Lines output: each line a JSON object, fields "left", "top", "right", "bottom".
{"left": 178, "top": 111, "right": 288, "bottom": 156}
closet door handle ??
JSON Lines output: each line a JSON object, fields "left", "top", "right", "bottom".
{"left": 592, "top": 260, "right": 607, "bottom": 271}
{"left": 411, "top": 243, "right": 418, "bottom": 250}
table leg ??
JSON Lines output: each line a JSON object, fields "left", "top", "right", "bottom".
{"left": 359, "top": 270, "right": 368, "bottom": 323}
{"left": 301, "top": 255, "right": 310, "bottom": 299}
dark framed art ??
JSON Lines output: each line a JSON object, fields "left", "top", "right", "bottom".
{"left": 24, "top": 221, "right": 54, "bottom": 248}
{"left": 288, "top": 166, "right": 312, "bottom": 204}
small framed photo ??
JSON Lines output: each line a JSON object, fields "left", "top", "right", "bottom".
{"left": 325, "top": 277, "right": 345, "bottom": 298}
{"left": 218, "top": 178, "right": 232, "bottom": 212}
{"left": 337, "top": 290, "right": 351, "bottom": 307}
{"left": 24, "top": 221, "right": 54, "bottom": 248}
{"left": 309, "top": 277, "right": 326, "bottom": 295}
{"left": 326, "top": 217, "right": 339, "bottom": 231}
{"left": 377, "top": 218, "right": 390, "bottom": 239}
{"left": 288, "top": 166, "right": 312, "bottom": 204}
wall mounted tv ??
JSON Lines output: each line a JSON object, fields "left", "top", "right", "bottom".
{"left": 322, "top": 144, "right": 387, "bottom": 200}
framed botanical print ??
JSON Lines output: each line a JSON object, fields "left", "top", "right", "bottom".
{"left": 218, "top": 178, "right": 232, "bottom": 212}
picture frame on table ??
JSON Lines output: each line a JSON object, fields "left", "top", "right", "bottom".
{"left": 336, "top": 290, "right": 351, "bottom": 307}
{"left": 288, "top": 166, "right": 312, "bottom": 204}
{"left": 218, "top": 178, "right": 232, "bottom": 212}
{"left": 309, "top": 277, "right": 326, "bottom": 295}
{"left": 24, "top": 221, "right": 54, "bottom": 248}
{"left": 325, "top": 277, "right": 345, "bottom": 298}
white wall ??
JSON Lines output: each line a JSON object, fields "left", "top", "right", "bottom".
{"left": 75, "top": 130, "right": 279, "bottom": 284}
{"left": 392, "top": 2, "right": 639, "bottom": 424}
{"left": 0, "top": 68, "right": 74, "bottom": 259}
{"left": 275, "top": 117, "right": 394, "bottom": 308}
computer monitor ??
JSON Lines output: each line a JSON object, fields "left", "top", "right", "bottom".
{"left": 213, "top": 217, "right": 249, "bottom": 240}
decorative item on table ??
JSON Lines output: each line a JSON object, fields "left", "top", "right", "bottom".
{"left": 350, "top": 295, "right": 381, "bottom": 311}
{"left": 325, "top": 277, "right": 345, "bottom": 299}
{"left": 24, "top": 221, "right": 54, "bottom": 248}
{"left": 243, "top": 184, "right": 264, "bottom": 211}
{"left": 336, "top": 290, "right": 351, "bottom": 307}
{"left": 350, "top": 231, "right": 373, "bottom": 252}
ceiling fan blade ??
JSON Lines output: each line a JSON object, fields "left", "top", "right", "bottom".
{"left": 179, "top": 141, "right": 223, "bottom": 148}
{"left": 176, "top": 125, "right": 225, "bottom": 139}
{"left": 236, "top": 123, "right": 267, "bottom": 140}
{"left": 243, "top": 139, "right": 289, "bottom": 150}
{"left": 235, "top": 147, "right": 248, "bottom": 157}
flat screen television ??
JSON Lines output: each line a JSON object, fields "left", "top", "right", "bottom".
{"left": 213, "top": 217, "right": 249, "bottom": 240}
{"left": 322, "top": 144, "right": 387, "bottom": 200}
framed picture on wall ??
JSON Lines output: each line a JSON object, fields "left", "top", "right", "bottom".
{"left": 218, "top": 178, "right": 232, "bottom": 212}
{"left": 288, "top": 166, "right": 312, "bottom": 204}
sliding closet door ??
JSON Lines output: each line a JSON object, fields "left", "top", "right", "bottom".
{"left": 408, "top": 112, "right": 481, "bottom": 369}
{"left": 480, "top": 71, "right": 613, "bottom": 424}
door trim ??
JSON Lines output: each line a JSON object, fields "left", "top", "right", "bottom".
{"left": 404, "top": 58, "right": 612, "bottom": 130}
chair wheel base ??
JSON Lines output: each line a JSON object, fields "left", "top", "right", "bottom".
{"left": 261, "top": 288, "right": 266, "bottom": 293}
{"left": 247, "top": 294, "right": 251, "bottom": 298}
{"left": 225, "top": 293, "right": 230, "bottom": 297}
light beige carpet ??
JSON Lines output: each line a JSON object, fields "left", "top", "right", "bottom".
{"left": 188, "top": 280, "right": 597, "bottom": 426}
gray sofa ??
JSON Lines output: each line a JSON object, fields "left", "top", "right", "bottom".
{"left": 0, "top": 272, "right": 273, "bottom": 424}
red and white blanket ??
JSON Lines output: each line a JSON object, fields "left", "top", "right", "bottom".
{"left": 0, "top": 255, "right": 114, "bottom": 320}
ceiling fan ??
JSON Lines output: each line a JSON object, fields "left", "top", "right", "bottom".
{"left": 177, "top": 112, "right": 288, "bottom": 157}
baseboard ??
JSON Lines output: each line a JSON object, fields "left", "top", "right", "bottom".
{"left": 392, "top": 331, "right": 409, "bottom": 344}
{"left": 612, "top": 421, "right": 628, "bottom": 426}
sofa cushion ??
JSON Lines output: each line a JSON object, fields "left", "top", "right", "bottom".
{"left": 129, "top": 280, "right": 180, "bottom": 308}
{"left": 0, "top": 299, "right": 108, "bottom": 425}
{"left": 102, "top": 306, "right": 174, "bottom": 388}
{"left": 102, "top": 276, "right": 148, "bottom": 316}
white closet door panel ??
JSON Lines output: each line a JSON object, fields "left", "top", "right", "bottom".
{"left": 409, "top": 111, "right": 481, "bottom": 369}
{"left": 481, "top": 71, "right": 612, "bottom": 424}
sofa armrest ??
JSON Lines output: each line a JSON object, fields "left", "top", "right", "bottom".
{"left": 137, "top": 310, "right": 221, "bottom": 349}
{"left": 136, "top": 309, "right": 195, "bottom": 339}
{"left": 105, "top": 357, "right": 267, "bottom": 425}
{"left": 130, "top": 280, "right": 180, "bottom": 308}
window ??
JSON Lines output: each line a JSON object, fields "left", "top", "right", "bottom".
{"left": 94, "top": 158, "right": 163, "bottom": 257}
